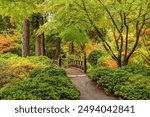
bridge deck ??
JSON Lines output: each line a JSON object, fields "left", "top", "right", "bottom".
{"left": 65, "top": 68, "right": 118, "bottom": 100}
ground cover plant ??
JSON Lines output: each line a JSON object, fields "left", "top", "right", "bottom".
{"left": 88, "top": 64, "right": 150, "bottom": 100}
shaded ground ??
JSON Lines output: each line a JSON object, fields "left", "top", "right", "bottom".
{"left": 65, "top": 68, "right": 118, "bottom": 100}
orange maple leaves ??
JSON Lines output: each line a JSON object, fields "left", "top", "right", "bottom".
{"left": 0, "top": 34, "right": 14, "bottom": 54}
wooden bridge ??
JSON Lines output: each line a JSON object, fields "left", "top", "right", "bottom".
{"left": 52, "top": 54, "right": 117, "bottom": 100}
{"left": 52, "top": 53, "right": 87, "bottom": 74}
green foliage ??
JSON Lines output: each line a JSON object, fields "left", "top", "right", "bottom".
{"left": 87, "top": 62, "right": 93, "bottom": 73}
{"left": 0, "top": 52, "right": 18, "bottom": 59}
{"left": 122, "top": 64, "right": 150, "bottom": 76}
{"left": 27, "top": 56, "right": 52, "bottom": 65}
{"left": 0, "top": 0, "right": 40, "bottom": 21}
{"left": 88, "top": 67, "right": 113, "bottom": 81}
{"left": 30, "top": 66, "right": 66, "bottom": 78}
{"left": 0, "top": 71, "right": 80, "bottom": 100}
{"left": 115, "top": 75, "right": 150, "bottom": 100}
{"left": 97, "top": 69, "right": 132, "bottom": 94}
{"left": 87, "top": 50, "right": 103, "bottom": 66}
{"left": 0, "top": 53, "right": 51, "bottom": 66}
{"left": 97, "top": 55, "right": 113, "bottom": 67}
{"left": 0, "top": 52, "right": 80, "bottom": 100}
{"left": 9, "top": 44, "right": 22, "bottom": 56}
{"left": 59, "top": 25, "right": 88, "bottom": 43}
{"left": 0, "top": 61, "right": 19, "bottom": 88}
{"left": 0, "top": 62, "right": 10, "bottom": 88}
{"left": 0, "top": 53, "right": 52, "bottom": 89}
{"left": 88, "top": 64, "right": 150, "bottom": 99}
{"left": 7, "top": 55, "right": 51, "bottom": 80}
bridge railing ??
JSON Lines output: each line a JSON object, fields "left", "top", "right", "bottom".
{"left": 52, "top": 54, "right": 87, "bottom": 73}
{"left": 68, "top": 54, "right": 87, "bottom": 73}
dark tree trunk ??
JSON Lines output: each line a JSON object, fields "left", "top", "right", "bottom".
{"left": 41, "top": 33, "right": 45, "bottom": 56}
{"left": 22, "top": 19, "right": 30, "bottom": 57}
{"left": 55, "top": 38, "right": 61, "bottom": 59}
{"left": 41, "top": 17, "right": 45, "bottom": 56}
{"left": 69, "top": 42, "right": 74, "bottom": 54}
{"left": 35, "top": 19, "right": 41, "bottom": 56}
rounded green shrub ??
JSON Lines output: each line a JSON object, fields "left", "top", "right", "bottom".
{"left": 122, "top": 64, "right": 150, "bottom": 76}
{"left": 0, "top": 76, "right": 80, "bottom": 100}
{"left": 87, "top": 50, "right": 103, "bottom": 66}
{"left": 0, "top": 52, "right": 18, "bottom": 59}
{"left": 9, "top": 44, "right": 22, "bottom": 56}
{"left": 97, "top": 55, "right": 113, "bottom": 67}
{"left": 88, "top": 67, "right": 114, "bottom": 81}
{"left": 88, "top": 65, "right": 150, "bottom": 99}
{"left": 115, "top": 75, "right": 150, "bottom": 100}
{"left": 27, "top": 56, "right": 51, "bottom": 65}
{"left": 30, "top": 66, "right": 66, "bottom": 78}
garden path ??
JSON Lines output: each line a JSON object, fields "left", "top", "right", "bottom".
{"left": 65, "top": 68, "right": 118, "bottom": 100}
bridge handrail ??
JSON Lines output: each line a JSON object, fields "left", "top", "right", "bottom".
{"left": 52, "top": 54, "right": 87, "bottom": 73}
{"left": 68, "top": 54, "right": 87, "bottom": 73}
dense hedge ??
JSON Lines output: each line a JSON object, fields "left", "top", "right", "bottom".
{"left": 30, "top": 66, "right": 66, "bottom": 78}
{"left": 0, "top": 54, "right": 80, "bottom": 100}
{"left": 0, "top": 53, "right": 52, "bottom": 66}
{"left": 0, "top": 76, "right": 80, "bottom": 100}
{"left": 0, "top": 67, "right": 80, "bottom": 100}
{"left": 88, "top": 64, "right": 150, "bottom": 100}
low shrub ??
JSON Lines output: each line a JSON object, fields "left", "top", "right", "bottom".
{"left": 0, "top": 58, "right": 5, "bottom": 63}
{"left": 0, "top": 61, "right": 18, "bottom": 88}
{"left": 87, "top": 50, "right": 103, "bottom": 66}
{"left": 30, "top": 66, "right": 66, "bottom": 78}
{"left": 9, "top": 44, "right": 22, "bottom": 56}
{"left": 88, "top": 65, "right": 150, "bottom": 99}
{"left": 0, "top": 76, "right": 80, "bottom": 100}
{"left": 0, "top": 53, "right": 80, "bottom": 100}
{"left": 97, "top": 69, "right": 133, "bottom": 94}
{"left": 0, "top": 53, "right": 52, "bottom": 88}
{"left": 115, "top": 75, "right": 150, "bottom": 100}
{"left": 87, "top": 62, "right": 93, "bottom": 73}
{"left": 27, "top": 56, "right": 51, "bottom": 66}
{"left": 97, "top": 55, "right": 118, "bottom": 68}
{"left": 0, "top": 52, "right": 18, "bottom": 59}
{"left": 88, "top": 67, "right": 114, "bottom": 81}
{"left": 122, "top": 64, "right": 150, "bottom": 76}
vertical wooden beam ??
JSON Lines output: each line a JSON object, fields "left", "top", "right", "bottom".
{"left": 84, "top": 52, "right": 87, "bottom": 74}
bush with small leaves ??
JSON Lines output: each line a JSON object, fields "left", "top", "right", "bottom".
{"left": 87, "top": 50, "right": 103, "bottom": 66}
{"left": 88, "top": 65, "right": 150, "bottom": 99}
{"left": 0, "top": 76, "right": 80, "bottom": 100}
{"left": 30, "top": 66, "right": 66, "bottom": 78}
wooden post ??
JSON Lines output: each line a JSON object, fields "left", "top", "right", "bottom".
{"left": 84, "top": 52, "right": 87, "bottom": 74}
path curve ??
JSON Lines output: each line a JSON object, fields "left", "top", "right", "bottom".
{"left": 65, "top": 68, "right": 118, "bottom": 100}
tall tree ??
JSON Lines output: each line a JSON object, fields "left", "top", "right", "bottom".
{"left": 22, "top": 19, "right": 30, "bottom": 57}
{"left": 0, "top": 0, "right": 44, "bottom": 56}
{"left": 55, "top": 37, "right": 61, "bottom": 59}
{"left": 41, "top": 16, "right": 45, "bottom": 55}
{"left": 69, "top": 42, "right": 74, "bottom": 54}
{"left": 73, "top": 0, "right": 150, "bottom": 66}
{"left": 34, "top": 15, "right": 41, "bottom": 56}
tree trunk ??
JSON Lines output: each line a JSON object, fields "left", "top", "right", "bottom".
{"left": 35, "top": 20, "right": 41, "bottom": 56}
{"left": 69, "top": 42, "right": 74, "bottom": 54}
{"left": 22, "top": 19, "right": 30, "bottom": 57}
{"left": 55, "top": 38, "right": 61, "bottom": 59}
{"left": 41, "top": 17, "right": 45, "bottom": 56}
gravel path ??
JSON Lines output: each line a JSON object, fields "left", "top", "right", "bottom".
{"left": 65, "top": 68, "right": 118, "bottom": 100}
